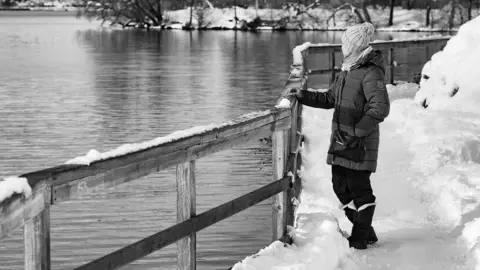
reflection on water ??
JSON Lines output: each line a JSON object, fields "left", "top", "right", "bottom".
{"left": 0, "top": 14, "right": 446, "bottom": 269}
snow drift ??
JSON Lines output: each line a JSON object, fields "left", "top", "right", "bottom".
{"left": 415, "top": 16, "right": 480, "bottom": 110}
{"left": 233, "top": 17, "right": 480, "bottom": 270}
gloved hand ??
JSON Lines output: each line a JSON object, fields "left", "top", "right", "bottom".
{"left": 288, "top": 88, "right": 304, "bottom": 100}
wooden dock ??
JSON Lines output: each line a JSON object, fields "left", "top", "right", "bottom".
{"left": 0, "top": 36, "right": 450, "bottom": 270}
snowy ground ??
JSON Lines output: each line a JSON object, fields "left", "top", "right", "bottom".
{"left": 159, "top": 6, "right": 479, "bottom": 31}
{"left": 232, "top": 16, "right": 480, "bottom": 270}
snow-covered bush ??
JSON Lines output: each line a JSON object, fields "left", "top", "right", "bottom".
{"left": 415, "top": 16, "right": 480, "bottom": 110}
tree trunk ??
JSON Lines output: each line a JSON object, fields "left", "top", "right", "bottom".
{"left": 255, "top": 0, "right": 259, "bottom": 15}
{"left": 189, "top": 0, "right": 194, "bottom": 27}
{"left": 449, "top": 0, "right": 457, "bottom": 29}
{"left": 362, "top": 2, "right": 372, "bottom": 23}
{"left": 426, "top": 3, "right": 431, "bottom": 27}
{"left": 468, "top": 0, "right": 473, "bottom": 20}
{"left": 234, "top": 0, "right": 237, "bottom": 28}
{"left": 354, "top": 7, "right": 365, "bottom": 23}
{"left": 204, "top": 0, "right": 213, "bottom": 9}
{"left": 388, "top": 0, "right": 395, "bottom": 26}
{"left": 406, "top": 0, "right": 413, "bottom": 10}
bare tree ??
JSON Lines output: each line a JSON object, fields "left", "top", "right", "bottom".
{"left": 188, "top": 0, "right": 195, "bottom": 28}
{"left": 326, "top": 3, "right": 367, "bottom": 26}
{"left": 282, "top": 0, "right": 327, "bottom": 23}
{"left": 79, "top": 0, "right": 163, "bottom": 28}
{"left": 426, "top": 0, "right": 433, "bottom": 26}
{"left": 388, "top": 0, "right": 395, "bottom": 26}
{"left": 468, "top": 0, "right": 473, "bottom": 20}
{"left": 361, "top": 1, "right": 372, "bottom": 23}
{"left": 448, "top": 0, "right": 458, "bottom": 29}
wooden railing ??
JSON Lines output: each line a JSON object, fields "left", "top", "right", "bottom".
{"left": 305, "top": 36, "right": 450, "bottom": 85}
{"left": 0, "top": 36, "right": 451, "bottom": 270}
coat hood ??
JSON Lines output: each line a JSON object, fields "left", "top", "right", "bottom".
{"left": 355, "top": 50, "right": 386, "bottom": 73}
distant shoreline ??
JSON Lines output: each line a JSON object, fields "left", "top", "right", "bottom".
{"left": 0, "top": 9, "right": 79, "bottom": 16}
{"left": 0, "top": 7, "right": 462, "bottom": 33}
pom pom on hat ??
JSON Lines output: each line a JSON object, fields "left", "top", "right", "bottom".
{"left": 341, "top": 22, "right": 375, "bottom": 56}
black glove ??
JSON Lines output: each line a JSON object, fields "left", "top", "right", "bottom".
{"left": 289, "top": 88, "right": 304, "bottom": 99}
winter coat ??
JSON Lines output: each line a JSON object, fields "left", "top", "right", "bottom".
{"left": 297, "top": 50, "right": 390, "bottom": 172}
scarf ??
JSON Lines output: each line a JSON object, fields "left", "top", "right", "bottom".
{"left": 341, "top": 46, "right": 373, "bottom": 72}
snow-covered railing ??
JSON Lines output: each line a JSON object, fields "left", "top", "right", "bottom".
{"left": 0, "top": 62, "right": 305, "bottom": 269}
{"left": 293, "top": 36, "right": 451, "bottom": 85}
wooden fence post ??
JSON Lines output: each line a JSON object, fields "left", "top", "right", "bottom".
{"left": 24, "top": 184, "right": 51, "bottom": 270}
{"left": 329, "top": 51, "right": 336, "bottom": 85}
{"left": 272, "top": 130, "right": 288, "bottom": 241}
{"left": 388, "top": 48, "right": 394, "bottom": 85}
{"left": 425, "top": 45, "right": 430, "bottom": 62}
{"left": 176, "top": 160, "right": 196, "bottom": 270}
{"left": 284, "top": 49, "right": 306, "bottom": 229}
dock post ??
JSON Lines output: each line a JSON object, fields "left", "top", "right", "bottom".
{"left": 425, "top": 45, "right": 431, "bottom": 62}
{"left": 176, "top": 160, "right": 196, "bottom": 270}
{"left": 388, "top": 48, "right": 394, "bottom": 85}
{"left": 272, "top": 129, "right": 288, "bottom": 241}
{"left": 24, "top": 184, "right": 51, "bottom": 270}
{"left": 284, "top": 49, "right": 306, "bottom": 229}
{"left": 329, "top": 51, "right": 336, "bottom": 85}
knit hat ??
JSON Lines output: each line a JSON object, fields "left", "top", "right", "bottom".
{"left": 341, "top": 22, "right": 375, "bottom": 56}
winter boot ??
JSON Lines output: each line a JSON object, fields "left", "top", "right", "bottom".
{"left": 344, "top": 204, "right": 377, "bottom": 245}
{"left": 342, "top": 201, "right": 358, "bottom": 241}
{"left": 349, "top": 204, "right": 376, "bottom": 250}
{"left": 344, "top": 207, "right": 357, "bottom": 224}
{"left": 367, "top": 226, "right": 378, "bottom": 244}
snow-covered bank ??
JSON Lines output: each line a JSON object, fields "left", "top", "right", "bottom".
{"left": 233, "top": 16, "right": 480, "bottom": 270}
{"left": 149, "top": 6, "right": 476, "bottom": 32}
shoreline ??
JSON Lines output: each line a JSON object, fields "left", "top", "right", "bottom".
{"left": 117, "top": 25, "right": 457, "bottom": 33}
{"left": 0, "top": 8, "right": 461, "bottom": 33}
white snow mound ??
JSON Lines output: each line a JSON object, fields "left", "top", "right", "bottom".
{"left": 0, "top": 177, "right": 32, "bottom": 203}
{"left": 415, "top": 16, "right": 480, "bottom": 110}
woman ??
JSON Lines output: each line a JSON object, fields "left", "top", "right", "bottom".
{"left": 290, "top": 22, "right": 390, "bottom": 249}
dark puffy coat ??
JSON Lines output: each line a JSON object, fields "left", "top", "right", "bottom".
{"left": 298, "top": 50, "right": 390, "bottom": 172}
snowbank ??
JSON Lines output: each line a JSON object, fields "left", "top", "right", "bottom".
{"left": 158, "top": 7, "right": 477, "bottom": 31}
{"left": 235, "top": 78, "right": 480, "bottom": 269}
{"left": 235, "top": 19, "right": 480, "bottom": 267}
{"left": 233, "top": 210, "right": 355, "bottom": 270}
{"left": 415, "top": 16, "right": 480, "bottom": 109}
{"left": 0, "top": 177, "right": 32, "bottom": 204}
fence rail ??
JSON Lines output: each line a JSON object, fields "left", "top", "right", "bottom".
{"left": 0, "top": 35, "right": 451, "bottom": 270}
{"left": 305, "top": 36, "right": 451, "bottom": 84}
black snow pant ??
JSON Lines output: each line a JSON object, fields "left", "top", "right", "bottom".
{"left": 331, "top": 165, "right": 376, "bottom": 208}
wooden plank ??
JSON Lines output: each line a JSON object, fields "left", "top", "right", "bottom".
{"left": 271, "top": 130, "right": 288, "bottom": 241}
{"left": 307, "top": 37, "right": 450, "bottom": 55}
{"left": 24, "top": 185, "right": 51, "bottom": 270}
{"left": 0, "top": 182, "right": 47, "bottom": 240}
{"left": 425, "top": 45, "right": 431, "bottom": 62}
{"left": 52, "top": 116, "right": 291, "bottom": 204}
{"left": 286, "top": 102, "right": 303, "bottom": 228}
{"left": 176, "top": 161, "right": 196, "bottom": 270}
{"left": 329, "top": 51, "right": 336, "bottom": 84}
{"left": 72, "top": 176, "right": 292, "bottom": 270}
{"left": 309, "top": 68, "right": 340, "bottom": 75}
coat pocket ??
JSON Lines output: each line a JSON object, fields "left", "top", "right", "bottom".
{"left": 328, "top": 130, "right": 366, "bottom": 163}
